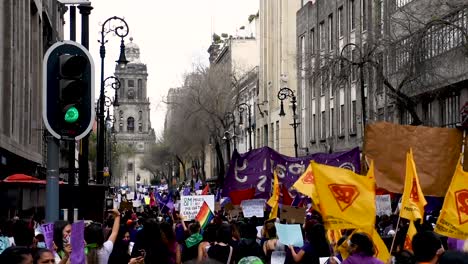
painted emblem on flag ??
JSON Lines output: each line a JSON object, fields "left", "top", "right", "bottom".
{"left": 329, "top": 184, "right": 359, "bottom": 212}
{"left": 410, "top": 178, "right": 420, "bottom": 203}
{"left": 302, "top": 171, "right": 314, "bottom": 184}
{"left": 455, "top": 189, "right": 468, "bottom": 225}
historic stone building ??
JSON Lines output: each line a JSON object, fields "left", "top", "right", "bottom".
{"left": 114, "top": 38, "right": 156, "bottom": 189}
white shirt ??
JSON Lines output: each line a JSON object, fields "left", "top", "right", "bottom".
{"left": 98, "top": 240, "right": 114, "bottom": 264}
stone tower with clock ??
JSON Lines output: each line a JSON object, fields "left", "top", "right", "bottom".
{"left": 113, "top": 38, "right": 155, "bottom": 189}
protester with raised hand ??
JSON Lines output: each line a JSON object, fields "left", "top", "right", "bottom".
{"left": 84, "top": 208, "right": 121, "bottom": 264}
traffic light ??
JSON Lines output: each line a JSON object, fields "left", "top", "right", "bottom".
{"left": 43, "top": 41, "right": 95, "bottom": 140}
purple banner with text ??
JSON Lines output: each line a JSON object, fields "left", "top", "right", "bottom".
{"left": 223, "top": 147, "right": 361, "bottom": 199}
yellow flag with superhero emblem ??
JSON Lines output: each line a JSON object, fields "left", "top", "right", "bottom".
{"left": 435, "top": 158, "right": 468, "bottom": 239}
{"left": 293, "top": 162, "right": 320, "bottom": 212}
{"left": 400, "top": 149, "right": 427, "bottom": 222}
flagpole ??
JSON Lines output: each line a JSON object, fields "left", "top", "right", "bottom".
{"left": 461, "top": 129, "right": 466, "bottom": 166}
{"left": 389, "top": 213, "right": 402, "bottom": 254}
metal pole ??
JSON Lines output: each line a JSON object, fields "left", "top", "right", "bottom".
{"left": 67, "top": 140, "right": 75, "bottom": 221}
{"left": 77, "top": 3, "right": 92, "bottom": 220}
{"left": 248, "top": 106, "right": 252, "bottom": 151}
{"left": 46, "top": 135, "right": 60, "bottom": 222}
{"left": 97, "top": 39, "right": 106, "bottom": 184}
{"left": 292, "top": 96, "right": 298, "bottom": 158}
{"left": 69, "top": 6, "right": 76, "bottom": 41}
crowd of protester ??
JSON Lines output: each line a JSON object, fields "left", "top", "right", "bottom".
{"left": 0, "top": 190, "right": 467, "bottom": 264}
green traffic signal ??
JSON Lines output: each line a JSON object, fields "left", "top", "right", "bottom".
{"left": 64, "top": 106, "right": 79, "bottom": 123}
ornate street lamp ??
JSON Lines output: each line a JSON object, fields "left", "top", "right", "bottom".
{"left": 238, "top": 103, "right": 252, "bottom": 151}
{"left": 96, "top": 17, "right": 129, "bottom": 184}
{"left": 277, "top": 87, "right": 300, "bottom": 157}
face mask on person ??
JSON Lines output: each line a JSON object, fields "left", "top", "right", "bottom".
{"left": 37, "top": 242, "right": 46, "bottom": 248}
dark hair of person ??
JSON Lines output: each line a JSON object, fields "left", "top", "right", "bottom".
{"left": 189, "top": 221, "right": 201, "bottom": 234}
{"left": 216, "top": 223, "right": 232, "bottom": 244}
{"left": 350, "top": 232, "right": 375, "bottom": 256}
{"left": 0, "top": 246, "right": 32, "bottom": 264}
{"left": 85, "top": 222, "right": 105, "bottom": 264}
{"left": 35, "top": 234, "right": 45, "bottom": 242}
{"left": 160, "top": 221, "right": 176, "bottom": 244}
{"left": 263, "top": 222, "right": 277, "bottom": 239}
{"left": 240, "top": 223, "right": 257, "bottom": 240}
{"left": 203, "top": 223, "right": 219, "bottom": 243}
{"left": 231, "top": 223, "right": 241, "bottom": 241}
{"left": 411, "top": 231, "right": 442, "bottom": 262}
{"left": 336, "top": 236, "right": 348, "bottom": 247}
{"left": 305, "top": 223, "right": 331, "bottom": 257}
{"left": 394, "top": 249, "right": 415, "bottom": 264}
{"left": 33, "top": 248, "right": 53, "bottom": 264}
{"left": 438, "top": 251, "right": 468, "bottom": 264}
{"left": 53, "top": 220, "right": 70, "bottom": 253}
{"left": 133, "top": 218, "right": 169, "bottom": 263}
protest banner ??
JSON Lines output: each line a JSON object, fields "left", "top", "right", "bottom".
{"left": 180, "top": 195, "right": 215, "bottom": 220}
{"left": 271, "top": 251, "right": 286, "bottom": 264}
{"left": 70, "top": 221, "right": 85, "bottom": 264}
{"left": 275, "top": 223, "right": 304, "bottom": 247}
{"left": 241, "top": 199, "right": 265, "bottom": 218}
{"left": 41, "top": 223, "right": 54, "bottom": 252}
{"left": 223, "top": 147, "right": 361, "bottom": 199}
{"left": 280, "top": 206, "right": 305, "bottom": 224}
{"left": 375, "top": 194, "right": 392, "bottom": 216}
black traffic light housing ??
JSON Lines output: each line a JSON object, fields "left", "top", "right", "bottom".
{"left": 43, "top": 41, "right": 95, "bottom": 140}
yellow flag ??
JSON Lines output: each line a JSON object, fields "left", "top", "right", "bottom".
{"left": 435, "top": 159, "right": 468, "bottom": 239}
{"left": 400, "top": 149, "right": 427, "bottom": 222}
{"left": 293, "top": 162, "right": 320, "bottom": 212}
{"left": 364, "top": 228, "right": 391, "bottom": 263}
{"left": 267, "top": 169, "right": 280, "bottom": 208}
{"left": 403, "top": 220, "right": 417, "bottom": 251}
{"left": 267, "top": 169, "right": 280, "bottom": 220}
{"left": 313, "top": 161, "right": 376, "bottom": 230}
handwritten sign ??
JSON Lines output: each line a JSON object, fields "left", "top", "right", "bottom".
{"left": 275, "top": 223, "right": 304, "bottom": 247}
{"left": 180, "top": 195, "right": 215, "bottom": 220}
{"left": 271, "top": 251, "right": 286, "bottom": 264}
{"left": 70, "top": 221, "right": 85, "bottom": 264}
{"left": 41, "top": 223, "right": 55, "bottom": 252}
{"left": 375, "top": 194, "right": 392, "bottom": 216}
{"left": 241, "top": 199, "right": 265, "bottom": 218}
{"left": 281, "top": 206, "right": 305, "bottom": 224}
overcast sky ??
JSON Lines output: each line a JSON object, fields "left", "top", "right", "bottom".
{"left": 65, "top": 0, "right": 258, "bottom": 138}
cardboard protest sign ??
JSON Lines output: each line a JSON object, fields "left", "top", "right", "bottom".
{"left": 241, "top": 199, "right": 265, "bottom": 218}
{"left": 375, "top": 194, "right": 392, "bottom": 216}
{"left": 119, "top": 201, "right": 133, "bottom": 210}
{"left": 275, "top": 223, "right": 304, "bottom": 247}
{"left": 180, "top": 195, "right": 215, "bottom": 220}
{"left": 271, "top": 251, "right": 286, "bottom": 264}
{"left": 281, "top": 206, "right": 305, "bottom": 224}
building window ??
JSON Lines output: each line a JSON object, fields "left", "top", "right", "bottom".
{"left": 119, "top": 122, "right": 123, "bottom": 131}
{"left": 328, "top": 14, "right": 333, "bottom": 51}
{"left": 321, "top": 111, "right": 326, "bottom": 140}
{"left": 270, "top": 123, "right": 274, "bottom": 149}
{"left": 338, "top": 7, "right": 344, "bottom": 37}
{"left": 378, "top": 108, "right": 384, "bottom": 121}
{"left": 138, "top": 111, "right": 143, "bottom": 121}
{"left": 350, "top": 100, "right": 357, "bottom": 134}
{"left": 351, "top": 49, "right": 358, "bottom": 82}
{"left": 128, "top": 162, "right": 133, "bottom": 171}
{"left": 350, "top": 0, "right": 356, "bottom": 31}
{"left": 120, "top": 78, "right": 125, "bottom": 98}
{"left": 127, "top": 117, "right": 135, "bottom": 133}
{"left": 319, "top": 21, "right": 325, "bottom": 50}
{"left": 276, "top": 121, "right": 280, "bottom": 150}
{"left": 440, "top": 92, "right": 460, "bottom": 128}
{"left": 138, "top": 123, "right": 143, "bottom": 132}
{"left": 339, "top": 87, "right": 345, "bottom": 136}
{"left": 263, "top": 124, "right": 268, "bottom": 147}
{"left": 310, "top": 28, "right": 315, "bottom": 73}
{"left": 423, "top": 101, "right": 433, "bottom": 126}
{"left": 320, "top": 73, "right": 325, "bottom": 96}
{"left": 362, "top": 0, "right": 367, "bottom": 31}
{"left": 312, "top": 113, "right": 316, "bottom": 143}
{"left": 330, "top": 107, "right": 335, "bottom": 137}
{"left": 128, "top": 79, "right": 135, "bottom": 88}
{"left": 396, "top": 0, "right": 414, "bottom": 8}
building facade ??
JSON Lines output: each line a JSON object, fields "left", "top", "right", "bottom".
{"left": 257, "top": 0, "right": 301, "bottom": 157}
{"left": 297, "top": 0, "right": 468, "bottom": 154}
{"left": 0, "top": 0, "right": 65, "bottom": 179}
{"left": 113, "top": 38, "right": 156, "bottom": 189}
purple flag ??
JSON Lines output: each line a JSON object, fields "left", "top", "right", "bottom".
{"left": 41, "top": 223, "right": 55, "bottom": 253}
{"left": 183, "top": 187, "right": 191, "bottom": 196}
{"left": 223, "top": 146, "right": 361, "bottom": 199}
{"left": 194, "top": 181, "right": 201, "bottom": 190}
{"left": 70, "top": 221, "right": 85, "bottom": 264}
